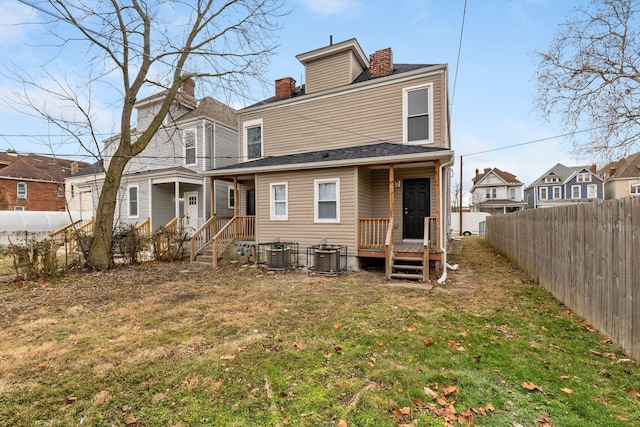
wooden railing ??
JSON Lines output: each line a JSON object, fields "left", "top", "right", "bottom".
{"left": 424, "top": 217, "right": 438, "bottom": 250}
{"left": 189, "top": 216, "right": 229, "bottom": 262}
{"left": 136, "top": 217, "right": 151, "bottom": 240}
{"left": 358, "top": 218, "right": 390, "bottom": 249}
{"left": 50, "top": 217, "right": 94, "bottom": 253}
{"left": 384, "top": 220, "right": 394, "bottom": 280}
{"left": 153, "top": 217, "right": 179, "bottom": 258}
{"left": 208, "top": 216, "right": 256, "bottom": 267}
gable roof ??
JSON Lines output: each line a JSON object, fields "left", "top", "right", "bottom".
{"left": 525, "top": 163, "right": 597, "bottom": 190}
{"left": 205, "top": 142, "right": 451, "bottom": 176}
{"left": 70, "top": 161, "right": 104, "bottom": 178}
{"left": 600, "top": 152, "right": 640, "bottom": 179}
{"left": 473, "top": 167, "right": 522, "bottom": 186}
{"left": 178, "top": 96, "right": 237, "bottom": 129}
{"left": 0, "top": 154, "right": 89, "bottom": 182}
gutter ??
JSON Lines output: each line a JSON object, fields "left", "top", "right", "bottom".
{"left": 437, "top": 156, "right": 459, "bottom": 285}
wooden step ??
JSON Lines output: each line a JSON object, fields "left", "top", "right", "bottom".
{"left": 393, "top": 256, "right": 423, "bottom": 262}
{"left": 389, "top": 272, "right": 424, "bottom": 280}
{"left": 392, "top": 264, "right": 424, "bottom": 271}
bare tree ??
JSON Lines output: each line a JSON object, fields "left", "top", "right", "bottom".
{"left": 533, "top": 0, "right": 640, "bottom": 160}
{"left": 451, "top": 182, "right": 463, "bottom": 212}
{"left": 9, "top": 0, "right": 284, "bottom": 270}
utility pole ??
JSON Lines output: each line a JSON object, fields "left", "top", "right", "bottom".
{"left": 459, "top": 155, "right": 463, "bottom": 236}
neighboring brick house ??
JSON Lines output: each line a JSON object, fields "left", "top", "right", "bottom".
{"left": 0, "top": 150, "right": 88, "bottom": 211}
{"left": 201, "top": 38, "right": 454, "bottom": 282}
{"left": 470, "top": 167, "right": 526, "bottom": 214}
{"left": 598, "top": 152, "right": 640, "bottom": 199}
{"left": 524, "top": 163, "right": 604, "bottom": 208}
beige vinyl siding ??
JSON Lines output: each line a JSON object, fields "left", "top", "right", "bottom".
{"left": 305, "top": 50, "right": 353, "bottom": 94}
{"left": 239, "top": 72, "right": 446, "bottom": 159}
{"left": 350, "top": 53, "right": 364, "bottom": 82}
{"left": 368, "top": 165, "right": 437, "bottom": 244}
{"left": 255, "top": 167, "right": 356, "bottom": 249}
{"left": 358, "top": 168, "right": 374, "bottom": 217}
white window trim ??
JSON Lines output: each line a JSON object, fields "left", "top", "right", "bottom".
{"left": 314, "top": 178, "right": 340, "bottom": 223}
{"left": 577, "top": 172, "right": 592, "bottom": 183}
{"left": 571, "top": 185, "right": 581, "bottom": 199}
{"left": 539, "top": 187, "right": 548, "bottom": 200}
{"left": 587, "top": 184, "right": 598, "bottom": 199}
{"left": 128, "top": 184, "right": 139, "bottom": 218}
{"left": 227, "top": 186, "right": 235, "bottom": 210}
{"left": 243, "top": 118, "right": 263, "bottom": 161}
{"left": 14, "top": 206, "right": 25, "bottom": 211}
{"left": 183, "top": 129, "right": 197, "bottom": 166}
{"left": 630, "top": 181, "right": 640, "bottom": 195}
{"left": 509, "top": 188, "right": 516, "bottom": 200}
{"left": 402, "top": 83, "right": 434, "bottom": 145}
{"left": 270, "top": 182, "right": 288, "bottom": 221}
{"left": 17, "top": 182, "right": 27, "bottom": 199}
{"left": 552, "top": 186, "right": 562, "bottom": 199}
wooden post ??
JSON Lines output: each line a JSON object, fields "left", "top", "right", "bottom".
{"left": 386, "top": 165, "right": 395, "bottom": 279}
{"left": 234, "top": 177, "right": 239, "bottom": 239}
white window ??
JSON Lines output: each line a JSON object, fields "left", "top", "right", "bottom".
{"left": 228, "top": 186, "right": 235, "bottom": 210}
{"left": 577, "top": 172, "right": 592, "bottom": 183}
{"left": 403, "top": 83, "right": 433, "bottom": 144}
{"left": 13, "top": 206, "right": 25, "bottom": 211}
{"left": 243, "top": 119, "right": 263, "bottom": 160}
{"left": 17, "top": 182, "right": 27, "bottom": 199}
{"left": 571, "top": 185, "right": 581, "bottom": 199}
{"left": 485, "top": 188, "right": 496, "bottom": 199}
{"left": 630, "top": 181, "right": 640, "bottom": 195}
{"left": 128, "top": 185, "right": 139, "bottom": 218}
{"left": 184, "top": 129, "right": 196, "bottom": 165}
{"left": 314, "top": 178, "right": 340, "bottom": 223}
{"left": 544, "top": 176, "right": 559, "bottom": 183}
{"left": 509, "top": 188, "right": 516, "bottom": 200}
{"left": 553, "top": 186, "right": 561, "bottom": 199}
{"left": 539, "top": 187, "right": 548, "bottom": 200}
{"left": 270, "top": 182, "right": 288, "bottom": 220}
{"left": 57, "top": 186, "right": 64, "bottom": 198}
{"left": 587, "top": 184, "right": 597, "bottom": 199}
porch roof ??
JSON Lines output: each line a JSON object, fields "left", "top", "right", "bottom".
{"left": 202, "top": 142, "right": 453, "bottom": 177}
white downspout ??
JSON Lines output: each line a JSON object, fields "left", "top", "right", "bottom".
{"left": 437, "top": 156, "right": 459, "bottom": 285}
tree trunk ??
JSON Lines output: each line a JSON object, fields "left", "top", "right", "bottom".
{"left": 87, "top": 153, "right": 129, "bottom": 270}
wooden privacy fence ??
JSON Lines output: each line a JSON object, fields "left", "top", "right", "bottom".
{"left": 485, "top": 197, "right": 640, "bottom": 361}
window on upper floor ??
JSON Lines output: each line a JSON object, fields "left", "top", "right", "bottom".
{"left": 553, "top": 186, "right": 561, "bottom": 199}
{"left": 243, "top": 119, "right": 263, "bottom": 160}
{"left": 630, "top": 181, "right": 640, "bottom": 195}
{"left": 540, "top": 187, "right": 548, "bottom": 200}
{"left": 485, "top": 188, "right": 496, "bottom": 199}
{"left": 184, "top": 129, "right": 196, "bottom": 165}
{"left": 128, "top": 185, "right": 139, "bottom": 218}
{"left": 544, "top": 176, "right": 559, "bottom": 183}
{"left": 403, "top": 83, "right": 433, "bottom": 145}
{"left": 509, "top": 188, "right": 516, "bottom": 200}
{"left": 57, "top": 186, "right": 64, "bottom": 198}
{"left": 17, "top": 182, "right": 27, "bottom": 199}
{"left": 572, "top": 185, "right": 581, "bottom": 199}
{"left": 315, "top": 178, "right": 340, "bottom": 223}
{"left": 587, "top": 184, "right": 597, "bottom": 198}
{"left": 270, "top": 182, "right": 288, "bottom": 221}
{"left": 577, "top": 172, "right": 591, "bottom": 183}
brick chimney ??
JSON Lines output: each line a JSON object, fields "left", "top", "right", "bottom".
{"left": 369, "top": 48, "right": 393, "bottom": 78}
{"left": 590, "top": 164, "right": 597, "bottom": 174}
{"left": 275, "top": 77, "right": 296, "bottom": 99}
{"left": 70, "top": 161, "right": 79, "bottom": 175}
{"left": 180, "top": 76, "right": 195, "bottom": 97}
{"left": 474, "top": 168, "right": 480, "bottom": 183}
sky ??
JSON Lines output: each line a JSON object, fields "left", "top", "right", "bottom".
{"left": 0, "top": 0, "right": 596, "bottom": 200}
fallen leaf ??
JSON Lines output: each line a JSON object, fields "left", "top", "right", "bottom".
{"left": 559, "top": 375, "right": 569, "bottom": 380}
{"left": 561, "top": 388, "right": 573, "bottom": 396}
{"left": 443, "top": 385, "right": 458, "bottom": 396}
{"left": 473, "top": 354, "right": 482, "bottom": 362}
{"left": 324, "top": 353, "right": 333, "bottom": 360}
{"left": 392, "top": 407, "right": 406, "bottom": 421}
{"left": 220, "top": 354, "right": 235, "bottom": 360}
{"left": 625, "top": 386, "right": 640, "bottom": 398}
{"left": 377, "top": 341, "right": 384, "bottom": 346}
{"left": 337, "top": 420, "right": 347, "bottom": 427}
{"left": 424, "top": 338, "right": 435, "bottom": 346}
{"left": 368, "top": 357, "right": 376, "bottom": 367}
{"left": 485, "top": 402, "right": 494, "bottom": 412}
{"left": 522, "top": 381, "right": 543, "bottom": 392}
{"left": 600, "top": 338, "right": 612, "bottom": 344}
{"left": 124, "top": 415, "right": 137, "bottom": 425}
{"left": 447, "top": 340, "right": 459, "bottom": 349}
{"left": 334, "top": 323, "right": 341, "bottom": 330}
{"left": 283, "top": 416, "right": 289, "bottom": 424}
{"left": 65, "top": 396, "right": 77, "bottom": 404}
{"left": 424, "top": 386, "right": 438, "bottom": 399}
{"left": 334, "top": 346, "right": 342, "bottom": 354}
{"left": 406, "top": 327, "right": 416, "bottom": 332}
{"left": 536, "top": 418, "right": 553, "bottom": 427}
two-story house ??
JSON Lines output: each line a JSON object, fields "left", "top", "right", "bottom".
{"left": 0, "top": 150, "right": 88, "bottom": 211}
{"left": 470, "top": 167, "right": 526, "bottom": 214}
{"left": 198, "top": 38, "right": 454, "bottom": 282}
{"left": 598, "top": 152, "right": 640, "bottom": 199}
{"left": 65, "top": 77, "right": 238, "bottom": 233}
{"left": 524, "top": 163, "right": 604, "bottom": 208}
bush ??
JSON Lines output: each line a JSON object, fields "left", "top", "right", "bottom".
{"left": 1, "top": 232, "right": 58, "bottom": 280}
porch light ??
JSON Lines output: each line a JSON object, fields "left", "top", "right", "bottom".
{"left": 394, "top": 180, "right": 401, "bottom": 188}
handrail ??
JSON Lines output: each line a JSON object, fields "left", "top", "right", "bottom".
{"left": 190, "top": 216, "right": 216, "bottom": 262}
{"left": 358, "top": 218, "right": 390, "bottom": 249}
{"left": 153, "top": 217, "right": 178, "bottom": 259}
{"left": 423, "top": 216, "right": 438, "bottom": 281}
{"left": 208, "top": 215, "right": 255, "bottom": 267}
{"left": 136, "top": 217, "right": 151, "bottom": 239}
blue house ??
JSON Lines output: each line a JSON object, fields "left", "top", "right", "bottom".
{"left": 524, "top": 163, "right": 604, "bottom": 208}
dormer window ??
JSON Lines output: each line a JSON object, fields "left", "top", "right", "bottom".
{"left": 403, "top": 83, "right": 433, "bottom": 145}
{"left": 577, "top": 172, "right": 591, "bottom": 183}
{"left": 243, "top": 119, "right": 263, "bottom": 160}
{"left": 544, "top": 176, "right": 559, "bottom": 183}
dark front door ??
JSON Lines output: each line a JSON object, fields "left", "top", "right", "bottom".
{"left": 246, "top": 189, "right": 256, "bottom": 216}
{"left": 403, "top": 178, "right": 430, "bottom": 239}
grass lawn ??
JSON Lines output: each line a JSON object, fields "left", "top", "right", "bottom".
{"left": 0, "top": 237, "right": 638, "bottom": 426}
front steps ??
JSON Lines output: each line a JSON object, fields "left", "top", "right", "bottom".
{"left": 389, "top": 254, "right": 425, "bottom": 281}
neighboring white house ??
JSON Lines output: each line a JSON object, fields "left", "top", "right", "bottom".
{"left": 65, "top": 77, "right": 238, "bottom": 233}
{"left": 599, "top": 152, "right": 640, "bottom": 199}
{"left": 470, "top": 167, "right": 526, "bottom": 214}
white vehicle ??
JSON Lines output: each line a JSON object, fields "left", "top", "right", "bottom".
{"left": 450, "top": 212, "right": 490, "bottom": 236}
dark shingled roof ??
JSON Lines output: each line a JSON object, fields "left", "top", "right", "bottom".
{"left": 215, "top": 142, "right": 447, "bottom": 171}
{"left": 600, "top": 152, "right": 640, "bottom": 179}
{"left": 244, "top": 63, "right": 439, "bottom": 108}
{"left": 0, "top": 154, "right": 89, "bottom": 182}
{"left": 71, "top": 161, "right": 104, "bottom": 177}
